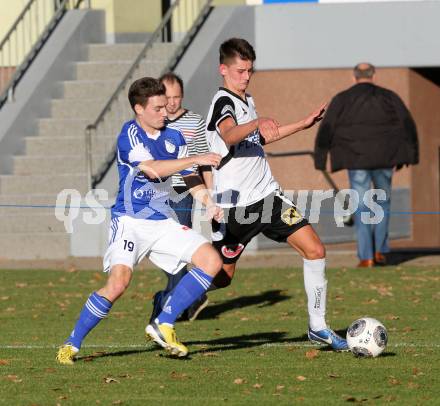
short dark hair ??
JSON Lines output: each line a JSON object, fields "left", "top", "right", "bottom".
{"left": 353, "top": 63, "right": 376, "bottom": 80}
{"left": 128, "top": 77, "right": 166, "bottom": 111}
{"left": 159, "top": 72, "right": 184, "bottom": 95}
{"left": 219, "top": 38, "right": 256, "bottom": 65}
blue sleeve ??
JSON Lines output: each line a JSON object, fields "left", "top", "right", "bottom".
{"left": 118, "top": 127, "right": 153, "bottom": 167}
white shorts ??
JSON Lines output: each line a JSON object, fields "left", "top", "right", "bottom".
{"left": 103, "top": 216, "right": 208, "bottom": 274}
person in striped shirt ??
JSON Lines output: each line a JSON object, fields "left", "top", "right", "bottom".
{"left": 148, "top": 73, "right": 212, "bottom": 323}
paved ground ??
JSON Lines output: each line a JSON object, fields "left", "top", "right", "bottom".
{"left": 1, "top": 245, "right": 439, "bottom": 271}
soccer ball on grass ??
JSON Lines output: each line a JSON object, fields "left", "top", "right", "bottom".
{"left": 346, "top": 317, "right": 388, "bottom": 357}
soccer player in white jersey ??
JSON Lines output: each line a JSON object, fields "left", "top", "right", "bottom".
{"left": 56, "top": 77, "right": 224, "bottom": 364}
{"left": 147, "top": 73, "right": 211, "bottom": 323}
{"left": 205, "top": 38, "right": 348, "bottom": 351}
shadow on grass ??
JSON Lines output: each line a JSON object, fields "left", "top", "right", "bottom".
{"left": 186, "top": 329, "right": 348, "bottom": 355}
{"left": 196, "top": 289, "right": 290, "bottom": 320}
{"left": 76, "top": 348, "right": 151, "bottom": 362}
{"left": 385, "top": 248, "right": 440, "bottom": 265}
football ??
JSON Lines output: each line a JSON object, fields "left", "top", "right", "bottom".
{"left": 346, "top": 317, "right": 388, "bottom": 357}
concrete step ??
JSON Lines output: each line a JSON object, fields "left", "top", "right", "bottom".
{"left": 0, "top": 232, "right": 70, "bottom": 260}
{"left": 0, "top": 196, "right": 58, "bottom": 215}
{"left": 75, "top": 61, "right": 165, "bottom": 81}
{"left": 62, "top": 80, "right": 119, "bottom": 99}
{"left": 0, "top": 214, "right": 66, "bottom": 233}
{"left": 0, "top": 193, "right": 113, "bottom": 215}
{"left": 0, "top": 174, "right": 88, "bottom": 195}
{"left": 13, "top": 154, "right": 106, "bottom": 175}
{"left": 75, "top": 61, "right": 131, "bottom": 80}
{"left": 38, "top": 118, "right": 91, "bottom": 137}
{"left": 37, "top": 118, "right": 124, "bottom": 137}
{"left": 86, "top": 42, "right": 177, "bottom": 62}
{"left": 50, "top": 98, "right": 108, "bottom": 119}
{"left": 25, "top": 135, "right": 115, "bottom": 156}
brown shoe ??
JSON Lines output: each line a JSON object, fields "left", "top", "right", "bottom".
{"left": 357, "top": 259, "right": 375, "bottom": 268}
{"left": 374, "top": 252, "right": 387, "bottom": 266}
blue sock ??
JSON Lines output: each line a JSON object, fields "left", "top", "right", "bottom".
{"left": 157, "top": 268, "right": 213, "bottom": 325}
{"left": 65, "top": 292, "right": 112, "bottom": 350}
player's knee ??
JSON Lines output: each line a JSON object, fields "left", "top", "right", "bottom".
{"left": 204, "top": 250, "right": 223, "bottom": 275}
{"left": 193, "top": 244, "right": 222, "bottom": 275}
{"left": 304, "top": 242, "right": 326, "bottom": 260}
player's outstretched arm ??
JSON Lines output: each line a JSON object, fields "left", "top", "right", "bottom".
{"left": 138, "top": 152, "right": 222, "bottom": 179}
{"left": 219, "top": 116, "right": 278, "bottom": 146}
{"left": 261, "top": 103, "right": 326, "bottom": 145}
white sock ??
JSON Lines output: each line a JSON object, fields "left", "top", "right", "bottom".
{"left": 303, "top": 258, "right": 327, "bottom": 331}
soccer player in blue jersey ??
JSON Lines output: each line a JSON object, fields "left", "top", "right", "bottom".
{"left": 56, "top": 77, "right": 224, "bottom": 364}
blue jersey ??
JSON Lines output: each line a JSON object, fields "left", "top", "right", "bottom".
{"left": 111, "top": 120, "right": 192, "bottom": 220}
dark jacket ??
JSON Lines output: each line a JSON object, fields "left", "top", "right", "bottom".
{"left": 314, "top": 82, "right": 419, "bottom": 172}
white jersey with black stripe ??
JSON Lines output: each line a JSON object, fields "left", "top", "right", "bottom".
{"left": 205, "top": 88, "right": 278, "bottom": 208}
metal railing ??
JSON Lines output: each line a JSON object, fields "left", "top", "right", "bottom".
{"left": 0, "top": 0, "right": 87, "bottom": 108}
{"left": 85, "top": 0, "right": 214, "bottom": 191}
{"left": 266, "top": 150, "right": 354, "bottom": 226}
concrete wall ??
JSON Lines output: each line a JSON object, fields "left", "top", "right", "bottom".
{"left": 254, "top": 1, "right": 440, "bottom": 69}
{"left": 409, "top": 69, "right": 440, "bottom": 246}
{"left": 248, "top": 68, "right": 412, "bottom": 191}
{"left": 0, "top": 10, "right": 105, "bottom": 174}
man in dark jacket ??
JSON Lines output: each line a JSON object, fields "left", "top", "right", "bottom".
{"left": 314, "top": 63, "right": 419, "bottom": 267}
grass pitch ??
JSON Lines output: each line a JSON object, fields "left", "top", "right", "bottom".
{"left": 1, "top": 264, "right": 439, "bottom": 405}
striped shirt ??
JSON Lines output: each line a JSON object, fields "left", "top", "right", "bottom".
{"left": 166, "top": 109, "right": 210, "bottom": 188}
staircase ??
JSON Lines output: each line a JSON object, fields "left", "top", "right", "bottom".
{"left": 0, "top": 42, "right": 176, "bottom": 259}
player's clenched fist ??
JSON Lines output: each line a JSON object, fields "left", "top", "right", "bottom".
{"left": 207, "top": 205, "right": 224, "bottom": 222}
{"left": 258, "top": 117, "right": 280, "bottom": 143}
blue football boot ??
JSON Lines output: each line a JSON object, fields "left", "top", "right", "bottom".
{"left": 308, "top": 327, "right": 349, "bottom": 352}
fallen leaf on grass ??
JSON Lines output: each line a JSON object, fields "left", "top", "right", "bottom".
{"left": 412, "top": 367, "right": 423, "bottom": 376}
{"left": 15, "top": 283, "right": 27, "bottom": 288}
{"left": 104, "top": 377, "right": 119, "bottom": 384}
{"left": 305, "top": 349, "right": 319, "bottom": 359}
{"left": 234, "top": 378, "right": 246, "bottom": 384}
{"left": 276, "top": 385, "right": 285, "bottom": 390}
{"left": 0, "top": 360, "right": 10, "bottom": 366}
{"left": 388, "top": 377, "right": 400, "bottom": 385}
{"left": 253, "top": 383, "right": 263, "bottom": 389}
{"left": 328, "top": 373, "right": 340, "bottom": 378}
{"left": 6, "top": 375, "right": 22, "bottom": 383}
{"left": 296, "top": 376, "right": 306, "bottom": 381}
{"left": 170, "top": 371, "right": 189, "bottom": 380}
